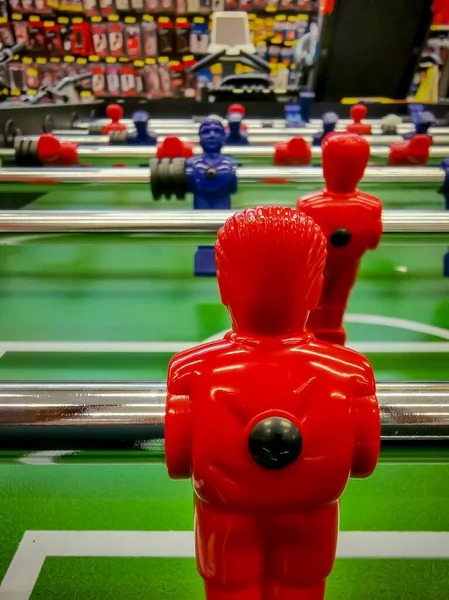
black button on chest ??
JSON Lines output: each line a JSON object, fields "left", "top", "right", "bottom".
{"left": 330, "top": 228, "right": 352, "bottom": 247}
{"left": 248, "top": 417, "right": 302, "bottom": 470}
{"left": 206, "top": 167, "right": 217, "bottom": 179}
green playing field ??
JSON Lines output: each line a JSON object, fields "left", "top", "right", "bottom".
{"left": 0, "top": 177, "right": 449, "bottom": 598}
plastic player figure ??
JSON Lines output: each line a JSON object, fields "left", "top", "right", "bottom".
{"left": 128, "top": 110, "right": 157, "bottom": 146}
{"left": 297, "top": 134, "right": 383, "bottom": 345}
{"left": 403, "top": 111, "right": 436, "bottom": 140}
{"left": 285, "top": 103, "right": 304, "bottom": 127}
{"left": 225, "top": 110, "right": 249, "bottom": 146}
{"left": 156, "top": 135, "right": 195, "bottom": 159}
{"left": 15, "top": 134, "right": 79, "bottom": 167}
{"left": 346, "top": 104, "right": 372, "bottom": 135}
{"left": 226, "top": 104, "right": 248, "bottom": 131}
{"left": 186, "top": 117, "right": 237, "bottom": 276}
{"left": 388, "top": 134, "right": 431, "bottom": 166}
{"left": 273, "top": 136, "right": 312, "bottom": 166}
{"left": 166, "top": 205, "right": 380, "bottom": 600}
{"left": 312, "top": 112, "right": 339, "bottom": 146}
{"left": 102, "top": 104, "right": 127, "bottom": 135}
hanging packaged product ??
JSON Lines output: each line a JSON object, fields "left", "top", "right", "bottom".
{"left": 176, "top": 0, "right": 187, "bottom": 14}
{"left": 106, "top": 60, "right": 120, "bottom": 95}
{"left": 115, "top": 0, "right": 130, "bottom": 10}
{"left": 186, "top": 0, "right": 199, "bottom": 14}
{"left": 130, "top": 0, "right": 144, "bottom": 12}
{"left": 141, "top": 18, "right": 158, "bottom": 57}
{"left": 72, "top": 20, "right": 94, "bottom": 55}
{"left": 22, "top": 0, "right": 36, "bottom": 13}
{"left": 108, "top": 21, "right": 124, "bottom": 57}
{"left": 99, "top": 0, "right": 116, "bottom": 17}
{"left": 157, "top": 18, "right": 174, "bottom": 54}
{"left": 199, "top": 0, "right": 211, "bottom": 13}
{"left": 143, "top": 60, "right": 162, "bottom": 99}
{"left": 189, "top": 19, "right": 208, "bottom": 54}
{"left": 92, "top": 22, "right": 109, "bottom": 56}
{"left": 0, "top": 23, "right": 14, "bottom": 47}
{"left": 91, "top": 62, "right": 106, "bottom": 96}
{"left": 175, "top": 18, "right": 190, "bottom": 53}
{"left": 124, "top": 19, "right": 142, "bottom": 59}
{"left": 27, "top": 17, "right": 47, "bottom": 52}
{"left": 141, "top": 15, "right": 158, "bottom": 57}
{"left": 158, "top": 58, "right": 172, "bottom": 96}
{"left": 144, "top": 0, "right": 159, "bottom": 13}
{"left": 120, "top": 64, "right": 135, "bottom": 95}
{"left": 83, "top": 0, "right": 100, "bottom": 16}
{"left": 44, "top": 20, "right": 63, "bottom": 55}
{"left": 133, "top": 60, "right": 144, "bottom": 96}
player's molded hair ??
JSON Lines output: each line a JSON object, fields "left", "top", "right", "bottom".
{"left": 215, "top": 206, "right": 327, "bottom": 337}
{"left": 322, "top": 133, "right": 370, "bottom": 194}
{"left": 199, "top": 116, "right": 225, "bottom": 133}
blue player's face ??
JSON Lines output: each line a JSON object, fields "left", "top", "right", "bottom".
{"left": 200, "top": 121, "right": 225, "bottom": 153}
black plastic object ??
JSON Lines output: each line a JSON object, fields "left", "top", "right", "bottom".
{"left": 42, "top": 114, "right": 54, "bottom": 133}
{"left": 248, "top": 416, "right": 302, "bottom": 470}
{"left": 150, "top": 157, "right": 187, "bottom": 200}
{"left": 108, "top": 130, "right": 128, "bottom": 144}
{"left": 14, "top": 137, "right": 42, "bottom": 167}
{"left": 4, "top": 119, "right": 21, "bottom": 148}
{"left": 313, "top": 0, "right": 433, "bottom": 101}
{"left": 330, "top": 228, "right": 352, "bottom": 247}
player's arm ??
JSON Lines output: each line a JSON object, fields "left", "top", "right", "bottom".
{"left": 351, "top": 359, "right": 381, "bottom": 478}
{"left": 368, "top": 202, "right": 383, "bottom": 250}
{"left": 165, "top": 350, "right": 196, "bottom": 480}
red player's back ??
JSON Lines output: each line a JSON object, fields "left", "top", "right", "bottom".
{"left": 297, "top": 134, "right": 383, "bottom": 345}
{"left": 168, "top": 333, "right": 377, "bottom": 512}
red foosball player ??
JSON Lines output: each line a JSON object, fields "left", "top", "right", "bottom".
{"left": 166, "top": 206, "right": 380, "bottom": 600}
{"left": 226, "top": 104, "right": 248, "bottom": 132}
{"left": 346, "top": 104, "right": 372, "bottom": 135}
{"left": 273, "top": 136, "right": 312, "bottom": 166}
{"left": 102, "top": 104, "right": 127, "bottom": 135}
{"left": 15, "top": 134, "right": 79, "bottom": 167}
{"left": 156, "top": 135, "right": 195, "bottom": 159}
{"left": 388, "top": 134, "right": 432, "bottom": 166}
{"left": 297, "top": 134, "right": 383, "bottom": 346}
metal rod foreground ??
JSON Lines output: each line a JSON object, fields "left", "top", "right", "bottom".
{"left": 15, "top": 138, "right": 449, "bottom": 156}
{"left": 0, "top": 210, "right": 447, "bottom": 234}
{"left": 0, "top": 166, "right": 445, "bottom": 184}
{"left": 0, "top": 381, "right": 448, "bottom": 463}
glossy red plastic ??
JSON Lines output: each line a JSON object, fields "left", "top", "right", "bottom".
{"left": 388, "top": 134, "right": 432, "bottom": 166}
{"left": 156, "top": 135, "right": 195, "bottom": 159}
{"left": 432, "top": 0, "right": 449, "bottom": 25}
{"left": 37, "top": 134, "right": 79, "bottom": 166}
{"left": 273, "top": 136, "right": 312, "bottom": 166}
{"left": 166, "top": 206, "right": 380, "bottom": 600}
{"left": 346, "top": 104, "right": 372, "bottom": 135}
{"left": 297, "top": 134, "right": 383, "bottom": 345}
{"left": 102, "top": 103, "right": 127, "bottom": 134}
{"left": 320, "top": 0, "right": 335, "bottom": 14}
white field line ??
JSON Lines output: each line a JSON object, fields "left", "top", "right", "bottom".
{"left": 1, "top": 530, "right": 449, "bottom": 600}
{"left": 0, "top": 314, "right": 449, "bottom": 358}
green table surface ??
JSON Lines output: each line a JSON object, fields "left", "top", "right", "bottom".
{"left": 1, "top": 176, "right": 449, "bottom": 598}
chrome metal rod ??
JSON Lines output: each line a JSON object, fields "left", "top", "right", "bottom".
{"left": 0, "top": 165, "right": 444, "bottom": 184}
{"left": 0, "top": 210, "right": 447, "bottom": 233}
{"left": 48, "top": 131, "right": 449, "bottom": 145}
{"left": 0, "top": 381, "right": 448, "bottom": 464}
{"left": 24, "top": 133, "right": 449, "bottom": 150}
{"left": 74, "top": 118, "right": 449, "bottom": 135}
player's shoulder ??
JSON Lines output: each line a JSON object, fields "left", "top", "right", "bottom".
{"left": 296, "top": 190, "right": 326, "bottom": 209}
{"left": 307, "top": 339, "right": 373, "bottom": 377}
{"left": 168, "top": 338, "right": 233, "bottom": 378}
{"left": 355, "top": 190, "right": 383, "bottom": 214}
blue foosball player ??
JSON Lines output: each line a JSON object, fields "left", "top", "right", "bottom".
{"left": 299, "top": 91, "right": 315, "bottom": 123}
{"left": 312, "top": 112, "right": 339, "bottom": 146}
{"left": 285, "top": 104, "right": 304, "bottom": 127}
{"left": 225, "top": 107, "right": 249, "bottom": 146}
{"left": 403, "top": 111, "right": 436, "bottom": 140}
{"left": 185, "top": 117, "right": 238, "bottom": 276}
{"left": 128, "top": 110, "right": 157, "bottom": 146}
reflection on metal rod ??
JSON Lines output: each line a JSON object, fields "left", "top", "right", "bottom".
{"left": 0, "top": 210, "right": 447, "bottom": 234}
{"left": 0, "top": 381, "right": 448, "bottom": 464}
{"left": 0, "top": 165, "right": 444, "bottom": 184}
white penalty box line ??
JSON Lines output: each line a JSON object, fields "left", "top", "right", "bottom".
{"left": 1, "top": 530, "right": 449, "bottom": 600}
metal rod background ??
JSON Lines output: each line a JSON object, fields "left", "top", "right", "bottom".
{"left": 0, "top": 381, "right": 448, "bottom": 463}
{"left": 0, "top": 165, "right": 445, "bottom": 184}
{"left": 74, "top": 118, "right": 449, "bottom": 135}
{"left": 0, "top": 210, "right": 447, "bottom": 234}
